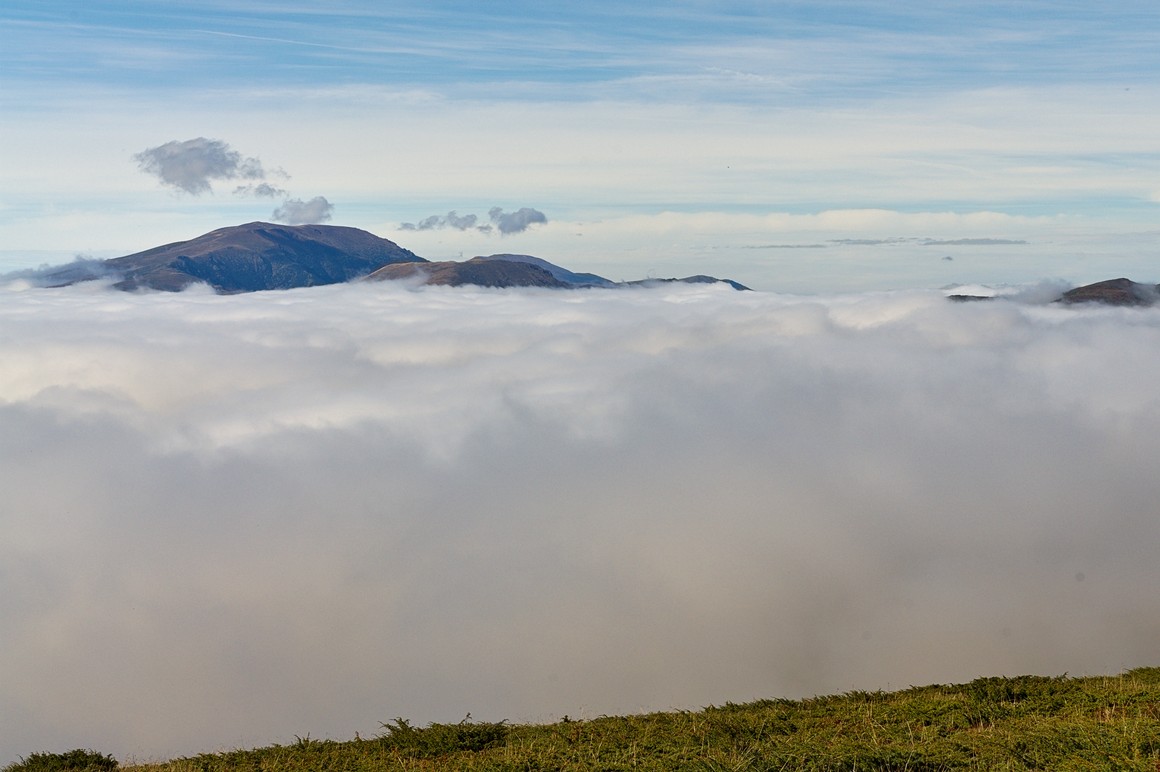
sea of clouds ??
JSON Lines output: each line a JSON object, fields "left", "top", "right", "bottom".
{"left": 2, "top": 278, "right": 1158, "bottom": 763}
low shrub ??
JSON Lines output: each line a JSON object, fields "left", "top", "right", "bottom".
{"left": 3, "top": 749, "right": 117, "bottom": 772}
{"left": 377, "top": 715, "right": 510, "bottom": 758}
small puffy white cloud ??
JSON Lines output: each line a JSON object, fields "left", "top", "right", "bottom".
{"left": 489, "top": 206, "right": 547, "bottom": 234}
{"left": 400, "top": 210, "right": 481, "bottom": 231}
{"left": 135, "top": 138, "right": 286, "bottom": 196}
{"left": 400, "top": 207, "right": 548, "bottom": 235}
{"left": 272, "top": 196, "right": 334, "bottom": 224}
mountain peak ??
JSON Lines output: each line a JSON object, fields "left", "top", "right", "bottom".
{"left": 51, "top": 222, "right": 424, "bottom": 293}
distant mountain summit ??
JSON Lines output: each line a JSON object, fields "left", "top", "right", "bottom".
{"left": 365, "top": 257, "right": 570, "bottom": 288}
{"left": 621, "top": 275, "right": 752, "bottom": 292}
{"left": 44, "top": 222, "right": 423, "bottom": 293}
{"left": 1059, "top": 278, "right": 1159, "bottom": 306}
{"left": 948, "top": 277, "right": 1160, "bottom": 306}
{"left": 36, "top": 222, "right": 749, "bottom": 293}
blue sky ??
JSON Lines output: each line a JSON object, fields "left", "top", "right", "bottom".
{"left": 2, "top": 1, "right": 1159, "bottom": 289}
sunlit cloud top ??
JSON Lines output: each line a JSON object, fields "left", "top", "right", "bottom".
{"left": 2, "top": 279, "right": 1158, "bottom": 762}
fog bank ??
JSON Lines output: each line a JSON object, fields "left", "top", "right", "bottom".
{"left": 1, "top": 280, "right": 1158, "bottom": 763}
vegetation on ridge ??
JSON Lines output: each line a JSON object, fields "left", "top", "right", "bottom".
{"left": 11, "top": 668, "right": 1160, "bottom": 771}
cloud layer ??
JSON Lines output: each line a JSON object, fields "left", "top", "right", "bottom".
{"left": 1, "top": 281, "right": 1158, "bottom": 763}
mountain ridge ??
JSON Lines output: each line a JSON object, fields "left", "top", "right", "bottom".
{"left": 23, "top": 222, "right": 1152, "bottom": 300}
{"left": 33, "top": 222, "right": 750, "bottom": 293}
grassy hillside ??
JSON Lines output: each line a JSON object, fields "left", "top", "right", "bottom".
{"left": 13, "top": 668, "right": 1160, "bottom": 771}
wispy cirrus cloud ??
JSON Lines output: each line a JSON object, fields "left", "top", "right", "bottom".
{"left": 4, "top": 5, "right": 1160, "bottom": 286}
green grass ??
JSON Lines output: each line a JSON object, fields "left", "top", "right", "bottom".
{"left": 17, "top": 668, "right": 1160, "bottom": 771}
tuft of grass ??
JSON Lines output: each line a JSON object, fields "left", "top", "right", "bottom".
{"left": 3, "top": 749, "right": 118, "bottom": 772}
{"left": 36, "top": 668, "right": 1160, "bottom": 771}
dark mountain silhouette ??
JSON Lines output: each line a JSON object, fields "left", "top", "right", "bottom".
{"left": 34, "top": 222, "right": 748, "bottom": 293}
{"left": 43, "top": 222, "right": 424, "bottom": 293}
